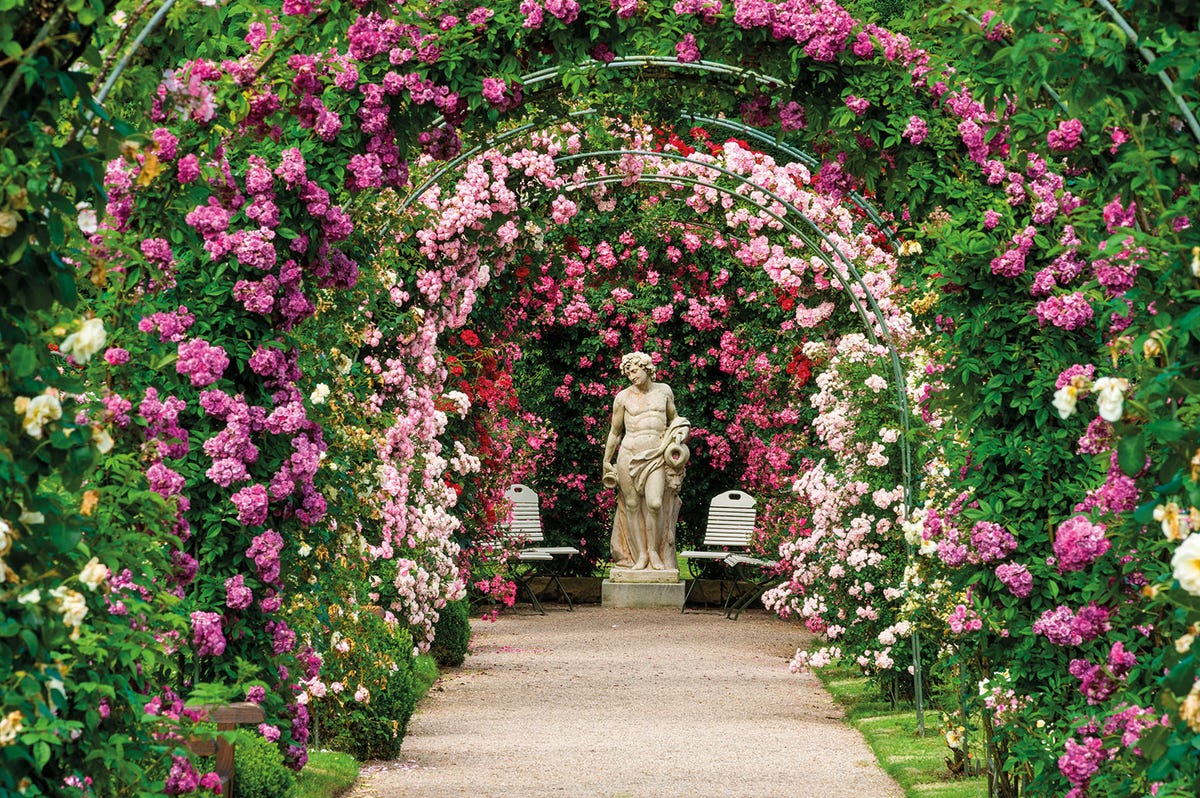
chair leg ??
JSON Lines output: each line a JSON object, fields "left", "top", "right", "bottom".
{"left": 722, "top": 574, "right": 743, "bottom": 616}
{"left": 524, "top": 579, "right": 546, "bottom": 615}
{"left": 547, "top": 572, "right": 574, "bottom": 611}
{"left": 727, "top": 576, "right": 775, "bottom": 620}
{"left": 681, "top": 576, "right": 699, "bottom": 612}
{"left": 512, "top": 568, "right": 545, "bottom": 615}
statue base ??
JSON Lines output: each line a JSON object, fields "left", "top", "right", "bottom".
{"left": 602, "top": 579, "right": 684, "bottom": 608}
{"left": 608, "top": 566, "right": 680, "bottom": 584}
{"left": 602, "top": 567, "right": 684, "bottom": 608}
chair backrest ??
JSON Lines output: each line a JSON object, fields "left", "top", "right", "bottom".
{"left": 503, "top": 483, "right": 545, "bottom": 545}
{"left": 701, "top": 490, "right": 757, "bottom": 548}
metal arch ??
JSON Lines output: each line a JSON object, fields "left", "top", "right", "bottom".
{"left": 679, "top": 113, "right": 902, "bottom": 248}
{"left": 395, "top": 141, "right": 916, "bottom": 551}
{"left": 563, "top": 173, "right": 885, "bottom": 339}
{"left": 418, "top": 54, "right": 902, "bottom": 245}
{"left": 401, "top": 107, "right": 902, "bottom": 249}
{"left": 1093, "top": 0, "right": 1200, "bottom": 145}
{"left": 396, "top": 109, "right": 597, "bottom": 216}
{"left": 513, "top": 56, "right": 787, "bottom": 92}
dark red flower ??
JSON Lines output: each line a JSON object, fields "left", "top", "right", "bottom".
{"left": 460, "top": 329, "right": 481, "bottom": 347}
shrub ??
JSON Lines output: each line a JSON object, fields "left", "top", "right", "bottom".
{"left": 429, "top": 599, "right": 471, "bottom": 667}
{"left": 316, "top": 610, "right": 418, "bottom": 761}
{"left": 236, "top": 731, "right": 296, "bottom": 798}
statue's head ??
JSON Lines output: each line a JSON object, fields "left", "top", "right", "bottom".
{"left": 619, "top": 351, "right": 656, "bottom": 380}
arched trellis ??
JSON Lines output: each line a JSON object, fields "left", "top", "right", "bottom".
{"left": 418, "top": 55, "right": 902, "bottom": 245}
{"left": 398, "top": 142, "right": 916, "bottom": 508}
{"left": 391, "top": 137, "right": 926, "bottom": 730}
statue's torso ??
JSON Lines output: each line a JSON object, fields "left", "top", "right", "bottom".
{"left": 620, "top": 384, "right": 670, "bottom": 449}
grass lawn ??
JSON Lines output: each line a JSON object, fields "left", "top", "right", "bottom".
{"left": 818, "top": 669, "right": 987, "bottom": 798}
{"left": 294, "top": 750, "right": 359, "bottom": 798}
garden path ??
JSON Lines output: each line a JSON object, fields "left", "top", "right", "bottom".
{"left": 345, "top": 605, "right": 904, "bottom": 798}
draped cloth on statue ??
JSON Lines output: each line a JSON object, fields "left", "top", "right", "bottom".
{"left": 610, "top": 417, "right": 690, "bottom": 567}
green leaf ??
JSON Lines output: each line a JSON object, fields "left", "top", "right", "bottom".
{"left": 1147, "top": 419, "right": 1187, "bottom": 442}
{"left": 33, "top": 741, "right": 50, "bottom": 770}
{"left": 10, "top": 343, "right": 37, "bottom": 378}
{"left": 1133, "top": 499, "right": 1159, "bottom": 524}
{"left": 1117, "top": 433, "right": 1145, "bottom": 477}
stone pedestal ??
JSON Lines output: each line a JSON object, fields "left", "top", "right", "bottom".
{"left": 602, "top": 568, "right": 684, "bottom": 608}
{"left": 608, "top": 566, "right": 680, "bottom": 583}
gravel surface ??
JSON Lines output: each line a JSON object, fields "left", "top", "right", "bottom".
{"left": 345, "top": 605, "right": 904, "bottom": 798}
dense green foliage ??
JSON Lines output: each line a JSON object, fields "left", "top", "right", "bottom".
{"left": 314, "top": 611, "right": 418, "bottom": 762}
{"left": 429, "top": 599, "right": 471, "bottom": 668}
{"left": 235, "top": 731, "right": 297, "bottom": 798}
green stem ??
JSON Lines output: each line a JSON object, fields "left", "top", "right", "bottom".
{"left": 0, "top": 0, "right": 71, "bottom": 121}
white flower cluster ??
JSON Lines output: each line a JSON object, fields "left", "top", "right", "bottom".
{"left": 443, "top": 390, "right": 471, "bottom": 417}
{"left": 309, "top": 383, "right": 331, "bottom": 405}
{"left": 1172, "top": 534, "right": 1200, "bottom": 597}
{"left": 59, "top": 318, "right": 106, "bottom": 364}
{"left": 1053, "top": 374, "right": 1129, "bottom": 422}
{"left": 0, "top": 519, "right": 12, "bottom": 584}
{"left": 14, "top": 390, "right": 62, "bottom": 439}
{"left": 0, "top": 710, "right": 23, "bottom": 746}
{"left": 449, "top": 440, "right": 481, "bottom": 474}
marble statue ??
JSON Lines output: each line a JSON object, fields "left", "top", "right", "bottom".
{"left": 602, "top": 352, "right": 690, "bottom": 571}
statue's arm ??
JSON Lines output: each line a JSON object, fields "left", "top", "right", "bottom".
{"left": 663, "top": 384, "right": 677, "bottom": 424}
{"left": 603, "top": 394, "right": 624, "bottom": 473}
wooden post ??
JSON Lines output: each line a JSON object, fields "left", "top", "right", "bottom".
{"left": 184, "top": 702, "right": 266, "bottom": 798}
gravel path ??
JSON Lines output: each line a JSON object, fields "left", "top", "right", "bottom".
{"left": 346, "top": 605, "right": 903, "bottom": 798}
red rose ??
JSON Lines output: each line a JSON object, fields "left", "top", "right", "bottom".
{"left": 460, "top": 329, "right": 481, "bottom": 347}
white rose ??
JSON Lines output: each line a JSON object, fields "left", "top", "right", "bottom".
{"left": 49, "top": 586, "right": 88, "bottom": 628}
{"left": 0, "top": 711, "right": 24, "bottom": 745}
{"left": 0, "top": 519, "right": 11, "bottom": 556}
{"left": 59, "top": 318, "right": 106, "bottom": 364}
{"left": 79, "top": 557, "right": 109, "bottom": 591}
{"left": 92, "top": 426, "right": 114, "bottom": 454}
{"left": 21, "top": 394, "right": 62, "bottom": 439}
{"left": 17, "top": 589, "right": 40, "bottom": 605}
{"left": 1091, "top": 376, "right": 1129, "bottom": 423}
{"left": 309, "top": 383, "right": 330, "bottom": 405}
{"left": 1155, "top": 502, "right": 1186, "bottom": 541}
{"left": 1051, "top": 386, "right": 1077, "bottom": 420}
{"left": 1172, "top": 534, "right": 1200, "bottom": 596}
{"left": 76, "top": 205, "right": 99, "bottom": 235}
